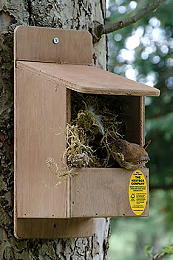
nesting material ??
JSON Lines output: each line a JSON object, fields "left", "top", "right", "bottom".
{"left": 46, "top": 157, "right": 77, "bottom": 184}
{"left": 64, "top": 93, "right": 125, "bottom": 169}
{"left": 46, "top": 93, "right": 127, "bottom": 179}
{"left": 64, "top": 123, "right": 99, "bottom": 168}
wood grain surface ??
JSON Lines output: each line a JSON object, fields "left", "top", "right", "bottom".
{"left": 14, "top": 65, "right": 97, "bottom": 237}
{"left": 15, "top": 218, "right": 96, "bottom": 239}
{"left": 15, "top": 66, "right": 68, "bottom": 219}
{"left": 17, "top": 61, "right": 160, "bottom": 96}
{"left": 70, "top": 168, "right": 149, "bottom": 218}
{"left": 124, "top": 96, "right": 145, "bottom": 146}
{"left": 14, "top": 26, "right": 93, "bottom": 64}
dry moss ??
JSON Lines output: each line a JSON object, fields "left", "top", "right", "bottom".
{"left": 64, "top": 123, "right": 99, "bottom": 168}
{"left": 64, "top": 94, "right": 125, "bottom": 168}
{"left": 46, "top": 157, "right": 77, "bottom": 184}
{"left": 46, "top": 93, "right": 126, "bottom": 180}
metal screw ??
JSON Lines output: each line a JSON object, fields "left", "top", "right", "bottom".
{"left": 53, "top": 37, "right": 60, "bottom": 44}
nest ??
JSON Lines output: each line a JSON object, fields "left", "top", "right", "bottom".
{"left": 46, "top": 93, "right": 126, "bottom": 181}
{"left": 63, "top": 93, "right": 125, "bottom": 169}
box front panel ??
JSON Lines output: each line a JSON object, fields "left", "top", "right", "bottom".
{"left": 70, "top": 168, "right": 149, "bottom": 218}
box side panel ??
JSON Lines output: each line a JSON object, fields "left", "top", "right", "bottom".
{"left": 14, "top": 26, "right": 92, "bottom": 65}
{"left": 15, "top": 218, "right": 96, "bottom": 239}
{"left": 123, "top": 96, "right": 144, "bottom": 146}
{"left": 15, "top": 65, "right": 68, "bottom": 218}
{"left": 70, "top": 168, "right": 149, "bottom": 218}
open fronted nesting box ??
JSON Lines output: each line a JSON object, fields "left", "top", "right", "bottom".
{"left": 14, "top": 26, "right": 160, "bottom": 239}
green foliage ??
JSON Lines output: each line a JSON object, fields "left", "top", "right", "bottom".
{"left": 107, "top": 0, "right": 173, "bottom": 189}
{"left": 109, "top": 191, "right": 173, "bottom": 260}
{"left": 161, "top": 246, "right": 173, "bottom": 254}
{"left": 107, "top": 0, "right": 173, "bottom": 259}
{"left": 145, "top": 245, "right": 173, "bottom": 259}
{"left": 145, "top": 245, "right": 153, "bottom": 257}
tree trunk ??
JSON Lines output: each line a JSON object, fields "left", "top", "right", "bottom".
{"left": 0, "top": 0, "right": 110, "bottom": 259}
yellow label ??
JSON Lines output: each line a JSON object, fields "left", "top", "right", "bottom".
{"left": 129, "top": 170, "right": 147, "bottom": 216}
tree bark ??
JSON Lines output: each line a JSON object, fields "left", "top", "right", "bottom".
{"left": 0, "top": 0, "right": 110, "bottom": 259}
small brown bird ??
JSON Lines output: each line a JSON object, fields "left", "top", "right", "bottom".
{"left": 105, "top": 132, "right": 150, "bottom": 170}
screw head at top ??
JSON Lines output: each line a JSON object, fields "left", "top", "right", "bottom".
{"left": 53, "top": 37, "right": 60, "bottom": 44}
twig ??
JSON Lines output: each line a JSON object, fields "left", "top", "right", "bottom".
{"left": 152, "top": 252, "right": 167, "bottom": 259}
{"left": 94, "top": 0, "right": 166, "bottom": 41}
{"left": 150, "top": 183, "right": 173, "bottom": 191}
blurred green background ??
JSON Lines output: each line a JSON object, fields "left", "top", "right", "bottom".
{"left": 106, "top": 0, "right": 173, "bottom": 259}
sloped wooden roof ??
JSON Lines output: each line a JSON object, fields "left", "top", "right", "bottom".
{"left": 17, "top": 61, "right": 160, "bottom": 96}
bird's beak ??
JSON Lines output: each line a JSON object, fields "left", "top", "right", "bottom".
{"left": 140, "top": 155, "right": 150, "bottom": 161}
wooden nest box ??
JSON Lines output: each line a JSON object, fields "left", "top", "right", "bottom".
{"left": 14, "top": 26, "right": 160, "bottom": 239}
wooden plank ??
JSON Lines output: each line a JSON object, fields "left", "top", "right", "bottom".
{"left": 14, "top": 56, "right": 96, "bottom": 239}
{"left": 140, "top": 97, "right": 145, "bottom": 146}
{"left": 15, "top": 218, "right": 96, "bottom": 239}
{"left": 14, "top": 26, "right": 92, "bottom": 65}
{"left": 17, "top": 61, "right": 160, "bottom": 96}
{"left": 70, "top": 168, "right": 149, "bottom": 218}
{"left": 124, "top": 96, "right": 144, "bottom": 146}
{"left": 14, "top": 65, "right": 68, "bottom": 218}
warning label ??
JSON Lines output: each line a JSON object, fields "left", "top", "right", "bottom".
{"left": 129, "top": 170, "right": 148, "bottom": 215}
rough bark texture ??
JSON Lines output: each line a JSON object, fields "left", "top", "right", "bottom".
{"left": 0, "top": 0, "right": 110, "bottom": 259}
